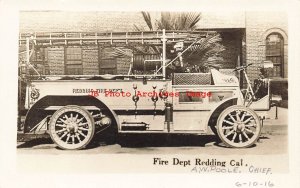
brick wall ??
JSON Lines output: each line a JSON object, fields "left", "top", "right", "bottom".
{"left": 20, "top": 11, "right": 145, "bottom": 75}
{"left": 19, "top": 11, "right": 288, "bottom": 80}
{"left": 82, "top": 46, "right": 99, "bottom": 75}
{"left": 196, "top": 12, "right": 245, "bottom": 28}
{"left": 195, "top": 11, "right": 288, "bottom": 82}
{"left": 47, "top": 47, "right": 65, "bottom": 75}
{"left": 245, "top": 12, "right": 288, "bottom": 82}
{"left": 19, "top": 11, "right": 148, "bottom": 32}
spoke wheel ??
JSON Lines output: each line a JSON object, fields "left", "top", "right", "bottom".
{"left": 217, "top": 105, "right": 261, "bottom": 148}
{"left": 49, "top": 105, "right": 95, "bottom": 150}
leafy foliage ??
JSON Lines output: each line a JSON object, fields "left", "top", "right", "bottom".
{"left": 150, "top": 12, "right": 201, "bottom": 31}
{"left": 184, "top": 34, "right": 225, "bottom": 69}
{"left": 134, "top": 11, "right": 225, "bottom": 72}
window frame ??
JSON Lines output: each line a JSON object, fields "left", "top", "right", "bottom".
{"left": 265, "top": 32, "right": 284, "bottom": 78}
{"left": 65, "top": 47, "right": 83, "bottom": 75}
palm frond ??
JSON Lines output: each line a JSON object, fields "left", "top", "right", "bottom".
{"left": 141, "top": 11, "right": 153, "bottom": 31}
{"left": 182, "top": 33, "right": 225, "bottom": 67}
{"left": 157, "top": 12, "right": 175, "bottom": 30}
{"left": 133, "top": 24, "right": 143, "bottom": 31}
{"left": 136, "top": 11, "right": 226, "bottom": 71}
{"left": 185, "top": 33, "right": 224, "bottom": 57}
{"left": 175, "top": 12, "right": 201, "bottom": 30}
{"left": 110, "top": 47, "right": 133, "bottom": 58}
{"left": 186, "top": 13, "right": 201, "bottom": 29}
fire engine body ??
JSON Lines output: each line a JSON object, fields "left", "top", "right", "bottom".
{"left": 26, "top": 73, "right": 244, "bottom": 133}
{"left": 20, "top": 30, "right": 275, "bottom": 149}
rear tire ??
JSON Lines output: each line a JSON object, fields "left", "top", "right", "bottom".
{"left": 49, "top": 105, "right": 95, "bottom": 150}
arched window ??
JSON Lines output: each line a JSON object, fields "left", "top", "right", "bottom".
{"left": 266, "top": 33, "right": 284, "bottom": 77}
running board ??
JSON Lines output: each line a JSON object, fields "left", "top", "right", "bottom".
{"left": 121, "top": 122, "right": 149, "bottom": 131}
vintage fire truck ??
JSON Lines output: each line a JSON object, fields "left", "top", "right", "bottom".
{"left": 19, "top": 30, "right": 279, "bottom": 149}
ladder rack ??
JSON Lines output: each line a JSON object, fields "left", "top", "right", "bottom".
{"left": 19, "top": 30, "right": 216, "bottom": 46}
{"left": 19, "top": 30, "right": 217, "bottom": 80}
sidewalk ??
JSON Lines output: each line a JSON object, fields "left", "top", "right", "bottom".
{"left": 262, "top": 106, "right": 288, "bottom": 135}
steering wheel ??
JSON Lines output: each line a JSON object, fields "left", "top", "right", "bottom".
{"left": 233, "top": 63, "right": 253, "bottom": 72}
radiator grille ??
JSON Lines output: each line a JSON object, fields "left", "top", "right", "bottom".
{"left": 173, "top": 73, "right": 212, "bottom": 85}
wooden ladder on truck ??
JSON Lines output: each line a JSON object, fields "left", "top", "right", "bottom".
{"left": 19, "top": 30, "right": 216, "bottom": 79}
{"left": 19, "top": 30, "right": 215, "bottom": 46}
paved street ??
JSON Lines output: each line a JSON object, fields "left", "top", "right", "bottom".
{"left": 17, "top": 132, "right": 287, "bottom": 156}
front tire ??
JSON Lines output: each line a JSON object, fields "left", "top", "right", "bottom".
{"left": 216, "top": 105, "right": 261, "bottom": 148}
{"left": 49, "top": 105, "right": 95, "bottom": 150}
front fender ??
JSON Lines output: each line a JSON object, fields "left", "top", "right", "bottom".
{"left": 207, "top": 97, "right": 239, "bottom": 127}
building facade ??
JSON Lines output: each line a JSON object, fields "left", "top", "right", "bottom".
{"left": 19, "top": 11, "right": 288, "bottom": 81}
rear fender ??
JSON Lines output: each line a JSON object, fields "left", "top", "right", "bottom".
{"left": 23, "top": 95, "right": 120, "bottom": 133}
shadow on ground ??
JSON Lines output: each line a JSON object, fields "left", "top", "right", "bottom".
{"left": 17, "top": 134, "right": 268, "bottom": 149}
{"left": 115, "top": 134, "right": 220, "bottom": 148}
{"left": 17, "top": 137, "right": 53, "bottom": 148}
{"left": 17, "top": 134, "right": 221, "bottom": 149}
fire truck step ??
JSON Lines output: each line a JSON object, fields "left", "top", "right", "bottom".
{"left": 121, "top": 122, "right": 149, "bottom": 131}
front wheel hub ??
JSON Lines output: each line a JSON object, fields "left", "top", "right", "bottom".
{"left": 67, "top": 122, "right": 78, "bottom": 133}
{"left": 100, "top": 117, "right": 112, "bottom": 126}
{"left": 237, "top": 124, "right": 245, "bottom": 132}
